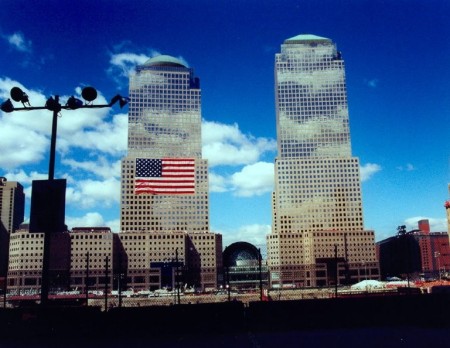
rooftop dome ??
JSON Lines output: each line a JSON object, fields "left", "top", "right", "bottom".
{"left": 284, "top": 34, "right": 331, "bottom": 44}
{"left": 142, "top": 55, "right": 187, "bottom": 68}
{"left": 223, "top": 242, "right": 260, "bottom": 267}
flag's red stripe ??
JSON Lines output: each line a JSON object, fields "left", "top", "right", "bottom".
{"left": 136, "top": 180, "right": 194, "bottom": 186}
{"left": 136, "top": 185, "right": 195, "bottom": 189}
{"left": 162, "top": 171, "right": 195, "bottom": 174}
{"left": 162, "top": 163, "right": 195, "bottom": 167}
{"left": 135, "top": 191, "right": 195, "bottom": 195}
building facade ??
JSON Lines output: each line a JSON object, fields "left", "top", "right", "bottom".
{"left": 69, "top": 227, "right": 114, "bottom": 292}
{"left": 7, "top": 228, "right": 44, "bottom": 293}
{"left": 267, "top": 34, "right": 378, "bottom": 287}
{"left": 119, "top": 55, "right": 221, "bottom": 290}
{"left": 0, "top": 179, "right": 25, "bottom": 278}
{"left": 7, "top": 227, "right": 223, "bottom": 294}
{"left": 121, "top": 55, "right": 208, "bottom": 233}
{"left": 113, "top": 231, "right": 222, "bottom": 292}
{"left": 377, "top": 220, "right": 450, "bottom": 279}
{"left": 0, "top": 179, "right": 25, "bottom": 235}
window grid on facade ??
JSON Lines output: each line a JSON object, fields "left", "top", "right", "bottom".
{"left": 120, "top": 57, "right": 210, "bottom": 234}
{"left": 267, "top": 35, "right": 378, "bottom": 287}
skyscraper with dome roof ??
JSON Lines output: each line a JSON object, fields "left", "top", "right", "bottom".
{"left": 118, "top": 55, "right": 220, "bottom": 292}
{"left": 267, "top": 35, "right": 379, "bottom": 287}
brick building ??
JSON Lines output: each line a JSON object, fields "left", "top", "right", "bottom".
{"left": 376, "top": 219, "right": 450, "bottom": 279}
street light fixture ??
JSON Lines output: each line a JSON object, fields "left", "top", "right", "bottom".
{"left": 1, "top": 86, "right": 128, "bottom": 306}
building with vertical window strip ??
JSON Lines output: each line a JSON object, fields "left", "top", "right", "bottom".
{"left": 121, "top": 55, "right": 209, "bottom": 234}
{"left": 0, "top": 179, "right": 24, "bottom": 235}
{"left": 0, "top": 179, "right": 24, "bottom": 278}
{"left": 267, "top": 35, "right": 379, "bottom": 287}
{"left": 120, "top": 55, "right": 221, "bottom": 291}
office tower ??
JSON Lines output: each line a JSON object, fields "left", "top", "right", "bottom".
{"left": 119, "top": 55, "right": 221, "bottom": 291}
{"left": 267, "top": 35, "right": 378, "bottom": 287}
{"left": 120, "top": 55, "right": 209, "bottom": 233}
{"left": 0, "top": 179, "right": 25, "bottom": 278}
{"left": 0, "top": 179, "right": 25, "bottom": 234}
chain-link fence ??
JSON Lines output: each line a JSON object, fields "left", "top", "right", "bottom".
{"left": 3, "top": 287, "right": 338, "bottom": 310}
{"left": 88, "top": 287, "right": 334, "bottom": 310}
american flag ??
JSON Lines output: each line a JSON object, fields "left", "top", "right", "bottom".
{"left": 135, "top": 158, "right": 195, "bottom": 195}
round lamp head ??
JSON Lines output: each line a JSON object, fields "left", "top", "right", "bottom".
{"left": 66, "top": 96, "right": 83, "bottom": 109}
{"left": 1, "top": 99, "right": 14, "bottom": 113}
{"left": 10, "top": 87, "right": 25, "bottom": 102}
{"left": 81, "top": 87, "right": 97, "bottom": 102}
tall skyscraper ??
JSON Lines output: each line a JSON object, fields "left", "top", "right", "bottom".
{"left": 267, "top": 35, "right": 378, "bottom": 287}
{"left": 119, "top": 55, "right": 221, "bottom": 291}
{"left": 120, "top": 55, "right": 209, "bottom": 233}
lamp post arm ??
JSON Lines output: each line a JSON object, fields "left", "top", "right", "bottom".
{"left": 7, "top": 101, "right": 127, "bottom": 112}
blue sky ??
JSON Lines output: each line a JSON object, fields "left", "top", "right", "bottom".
{"left": 0, "top": 0, "right": 449, "bottom": 250}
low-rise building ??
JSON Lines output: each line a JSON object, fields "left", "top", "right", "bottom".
{"left": 7, "top": 227, "right": 222, "bottom": 294}
{"left": 376, "top": 220, "right": 450, "bottom": 279}
{"left": 267, "top": 230, "right": 379, "bottom": 287}
{"left": 70, "top": 227, "right": 114, "bottom": 293}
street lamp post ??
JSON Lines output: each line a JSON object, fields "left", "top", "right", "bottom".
{"left": 258, "top": 248, "right": 263, "bottom": 301}
{"left": 175, "top": 248, "right": 180, "bottom": 305}
{"left": 85, "top": 251, "right": 90, "bottom": 305}
{"left": 1, "top": 86, "right": 128, "bottom": 306}
{"left": 435, "top": 251, "right": 441, "bottom": 281}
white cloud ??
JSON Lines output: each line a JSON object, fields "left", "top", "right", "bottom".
{"left": 230, "top": 162, "right": 274, "bottom": 197}
{"left": 0, "top": 79, "right": 50, "bottom": 168}
{"left": 58, "top": 113, "right": 128, "bottom": 156}
{"left": 65, "top": 212, "right": 106, "bottom": 229}
{"left": 397, "top": 163, "right": 415, "bottom": 171}
{"left": 360, "top": 163, "right": 381, "bottom": 182}
{"left": 209, "top": 162, "right": 274, "bottom": 197}
{"left": 208, "top": 172, "right": 228, "bottom": 193}
{"left": 109, "top": 52, "right": 152, "bottom": 77}
{"left": 219, "top": 224, "right": 271, "bottom": 248}
{"left": 62, "top": 157, "right": 122, "bottom": 179}
{"left": 2, "top": 170, "right": 48, "bottom": 185}
{"left": 202, "top": 120, "right": 276, "bottom": 167}
{"left": 65, "top": 213, "right": 120, "bottom": 232}
{"left": 107, "top": 219, "right": 120, "bottom": 232}
{"left": 66, "top": 213, "right": 120, "bottom": 232}
{"left": 404, "top": 217, "right": 448, "bottom": 232}
{"left": 65, "top": 177, "right": 120, "bottom": 209}
{"left": 0, "top": 123, "right": 48, "bottom": 169}
{"left": 1, "top": 78, "right": 128, "bottom": 171}
{"left": 4, "top": 32, "right": 32, "bottom": 52}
